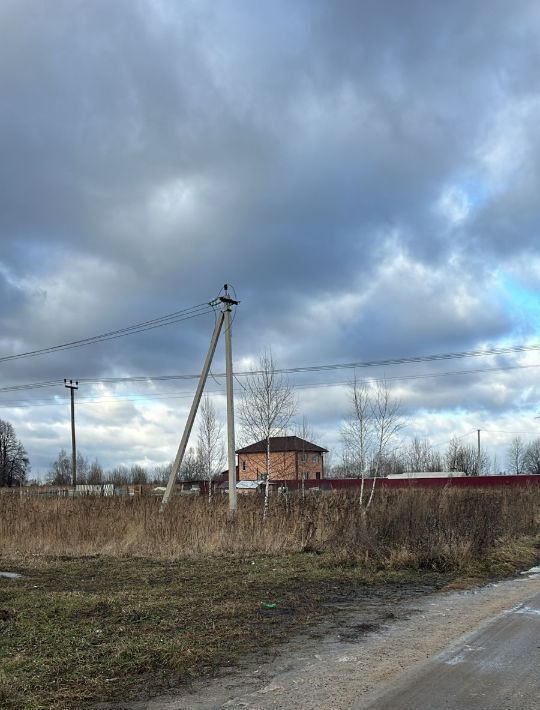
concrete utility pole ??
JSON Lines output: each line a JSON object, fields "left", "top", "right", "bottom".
{"left": 160, "top": 286, "right": 240, "bottom": 512}
{"left": 160, "top": 311, "right": 225, "bottom": 511}
{"left": 221, "top": 286, "right": 238, "bottom": 515}
{"left": 64, "top": 379, "right": 78, "bottom": 488}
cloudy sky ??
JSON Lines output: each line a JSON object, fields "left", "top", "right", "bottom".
{"left": 2, "top": 0, "right": 540, "bottom": 476}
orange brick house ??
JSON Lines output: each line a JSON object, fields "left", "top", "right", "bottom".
{"left": 236, "top": 436, "right": 328, "bottom": 482}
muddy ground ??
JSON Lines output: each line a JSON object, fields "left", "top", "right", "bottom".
{"left": 0, "top": 554, "right": 454, "bottom": 709}
{"left": 105, "top": 571, "right": 540, "bottom": 709}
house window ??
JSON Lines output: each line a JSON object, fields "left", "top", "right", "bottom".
{"left": 242, "top": 461, "right": 246, "bottom": 471}
{"left": 315, "top": 472, "right": 321, "bottom": 480}
{"left": 301, "top": 453, "right": 307, "bottom": 462}
{"left": 312, "top": 454, "right": 318, "bottom": 463}
{"left": 303, "top": 472, "right": 309, "bottom": 480}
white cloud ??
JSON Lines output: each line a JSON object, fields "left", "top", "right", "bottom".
{"left": 436, "top": 186, "right": 471, "bottom": 225}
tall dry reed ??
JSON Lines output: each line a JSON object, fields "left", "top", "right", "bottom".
{"left": 0, "top": 487, "right": 538, "bottom": 568}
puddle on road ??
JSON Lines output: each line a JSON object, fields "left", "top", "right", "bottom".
{"left": 0, "top": 572, "right": 22, "bottom": 579}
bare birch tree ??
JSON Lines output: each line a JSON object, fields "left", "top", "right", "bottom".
{"left": 341, "top": 377, "right": 404, "bottom": 508}
{"left": 238, "top": 349, "right": 296, "bottom": 517}
{"left": 197, "top": 395, "right": 225, "bottom": 501}
{"left": 367, "top": 380, "right": 404, "bottom": 506}
{"left": 341, "top": 376, "right": 373, "bottom": 506}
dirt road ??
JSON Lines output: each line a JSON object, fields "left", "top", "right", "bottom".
{"left": 116, "top": 570, "right": 539, "bottom": 710}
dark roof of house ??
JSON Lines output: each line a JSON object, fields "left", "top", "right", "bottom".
{"left": 236, "top": 436, "right": 328, "bottom": 455}
{"left": 218, "top": 466, "right": 238, "bottom": 480}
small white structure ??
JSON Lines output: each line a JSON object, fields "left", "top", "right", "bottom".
{"left": 387, "top": 471, "right": 466, "bottom": 479}
{"left": 236, "top": 480, "right": 265, "bottom": 491}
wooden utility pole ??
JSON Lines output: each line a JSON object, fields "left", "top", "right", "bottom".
{"left": 64, "top": 379, "right": 78, "bottom": 488}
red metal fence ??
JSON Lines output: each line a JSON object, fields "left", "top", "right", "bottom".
{"left": 279, "top": 474, "right": 540, "bottom": 492}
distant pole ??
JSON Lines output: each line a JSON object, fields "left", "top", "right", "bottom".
{"left": 477, "top": 429, "right": 481, "bottom": 475}
{"left": 64, "top": 379, "right": 79, "bottom": 487}
{"left": 221, "top": 285, "right": 239, "bottom": 515}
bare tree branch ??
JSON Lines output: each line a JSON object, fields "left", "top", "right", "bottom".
{"left": 238, "top": 349, "right": 296, "bottom": 517}
{"left": 506, "top": 436, "right": 525, "bottom": 475}
{"left": 341, "top": 378, "right": 404, "bottom": 507}
{"left": 197, "top": 395, "right": 225, "bottom": 501}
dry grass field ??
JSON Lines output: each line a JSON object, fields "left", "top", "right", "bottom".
{"left": 1, "top": 486, "right": 538, "bottom": 565}
{"left": 0, "top": 487, "right": 538, "bottom": 708}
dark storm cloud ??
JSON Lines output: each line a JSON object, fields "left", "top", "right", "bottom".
{"left": 1, "top": 0, "right": 540, "bottom": 470}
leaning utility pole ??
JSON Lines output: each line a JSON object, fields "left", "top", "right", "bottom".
{"left": 160, "top": 311, "right": 225, "bottom": 511}
{"left": 160, "top": 286, "right": 239, "bottom": 512}
{"left": 64, "top": 379, "right": 78, "bottom": 488}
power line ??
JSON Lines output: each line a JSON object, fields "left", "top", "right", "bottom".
{"left": 273, "top": 342, "right": 540, "bottom": 374}
{"left": 0, "top": 392, "right": 200, "bottom": 407}
{"left": 2, "top": 358, "right": 540, "bottom": 397}
{"left": 3, "top": 359, "right": 540, "bottom": 409}
{"left": 3, "top": 338, "right": 540, "bottom": 388}
{"left": 428, "top": 430, "right": 478, "bottom": 449}
{"left": 0, "top": 301, "right": 215, "bottom": 364}
{"left": 282, "top": 361, "right": 540, "bottom": 390}
{"left": 481, "top": 429, "right": 540, "bottom": 435}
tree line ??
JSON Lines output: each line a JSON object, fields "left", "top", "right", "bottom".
{"left": 44, "top": 395, "right": 225, "bottom": 488}
{"left": 44, "top": 448, "right": 199, "bottom": 487}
